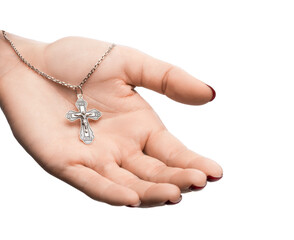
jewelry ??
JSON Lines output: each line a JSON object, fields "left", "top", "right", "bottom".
{"left": 2, "top": 30, "right": 115, "bottom": 144}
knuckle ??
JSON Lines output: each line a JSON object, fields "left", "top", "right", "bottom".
{"left": 161, "top": 64, "right": 176, "bottom": 95}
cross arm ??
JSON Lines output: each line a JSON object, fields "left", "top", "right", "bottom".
{"left": 86, "top": 109, "right": 102, "bottom": 120}
{"left": 66, "top": 110, "right": 81, "bottom": 121}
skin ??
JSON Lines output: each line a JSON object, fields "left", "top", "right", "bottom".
{"left": 0, "top": 32, "right": 223, "bottom": 207}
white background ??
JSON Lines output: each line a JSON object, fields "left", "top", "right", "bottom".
{"left": 1, "top": 0, "right": 293, "bottom": 239}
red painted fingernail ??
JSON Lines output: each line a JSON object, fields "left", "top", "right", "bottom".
{"left": 166, "top": 195, "right": 182, "bottom": 205}
{"left": 126, "top": 201, "right": 141, "bottom": 207}
{"left": 207, "top": 175, "right": 223, "bottom": 182}
{"left": 206, "top": 84, "right": 216, "bottom": 102}
{"left": 189, "top": 184, "right": 206, "bottom": 191}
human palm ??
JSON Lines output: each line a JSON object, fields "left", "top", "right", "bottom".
{"left": 0, "top": 34, "right": 223, "bottom": 207}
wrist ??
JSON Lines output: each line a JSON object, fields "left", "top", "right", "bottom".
{"left": 0, "top": 31, "right": 16, "bottom": 79}
{"left": 0, "top": 32, "right": 6, "bottom": 98}
{"left": 0, "top": 31, "right": 17, "bottom": 101}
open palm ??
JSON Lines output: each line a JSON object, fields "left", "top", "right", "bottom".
{"left": 0, "top": 34, "right": 223, "bottom": 207}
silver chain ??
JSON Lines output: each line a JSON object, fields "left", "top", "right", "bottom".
{"left": 2, "top": 30, "right": 116, "bottom": 93}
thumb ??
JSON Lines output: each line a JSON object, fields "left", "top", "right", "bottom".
{"left": 123, "top": 47, "right": 215, "bottom": 105}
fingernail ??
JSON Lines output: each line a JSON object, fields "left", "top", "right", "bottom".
{"left": 189, "top": 184, "right": 206, "bottom": 191}
{"left": 206, "top": 84, "right": 216, "bottom": 102}
{"left": 207, "top": 175, "right": 223, "bottom": 182}
{"left": 126, "top": 201, "right": 141, "bottom": 207}
{"left": 165, "top": 195, "right": 182, "bottom": 205}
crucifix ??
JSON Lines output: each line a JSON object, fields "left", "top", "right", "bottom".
{"left": 66, "top": 95, "right": 101, "bottom": 144}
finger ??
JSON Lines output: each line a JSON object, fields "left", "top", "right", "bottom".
{"left": 60, "top": 164, "right": 140, "bottom": 206}
{"left": 123, "top": 47, "right": 215, "bottom": 105}
{"left": 122, "top": 152, "right": 207, "bottom": 191}
{"left": 96, "top": 162, "right": 181, "bottom": 206}
{"left": 144, "top": 129, "right": 223, "bottom": 180}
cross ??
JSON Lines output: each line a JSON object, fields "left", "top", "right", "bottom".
{"left": 66, "top": 96, "right": 101, "bottom": 144}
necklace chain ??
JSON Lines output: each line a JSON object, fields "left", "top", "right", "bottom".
{"left": 2, "top": 30, "right": 115, "bottom": 92}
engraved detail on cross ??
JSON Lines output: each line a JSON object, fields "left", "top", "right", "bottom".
{"left": 66, "top": 96, "right": 101, "bottom": 144}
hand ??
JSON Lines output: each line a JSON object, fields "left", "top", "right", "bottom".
{"left": 0, "top": 34, "right": 223, "bottom": 207}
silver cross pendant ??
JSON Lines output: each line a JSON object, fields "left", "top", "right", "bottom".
{"left": 66, "top": 95, "right": 101, "bottom": 144}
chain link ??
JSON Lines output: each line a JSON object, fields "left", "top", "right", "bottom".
{"left": 2, "top": 30, "right": 115, "bottom": 92}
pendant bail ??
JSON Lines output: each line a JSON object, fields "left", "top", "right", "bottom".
{"left": 75, "top": 85, "right": 83, "bottom": 99}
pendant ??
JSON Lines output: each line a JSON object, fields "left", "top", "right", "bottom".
{"left": 66, "top": 94, "right": 101, "bottom": 144}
